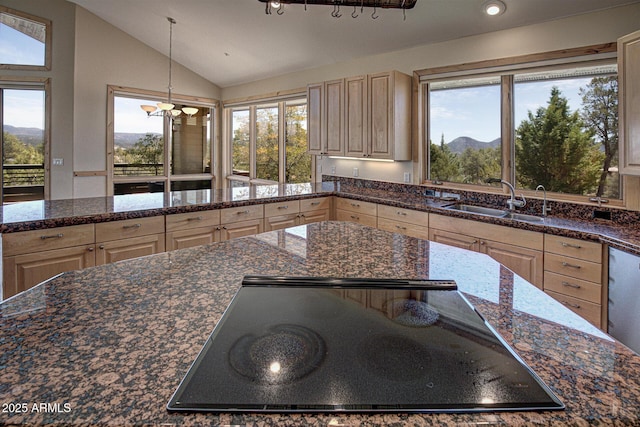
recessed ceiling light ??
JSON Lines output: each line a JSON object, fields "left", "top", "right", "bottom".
{"left": 483, "top": 0, "right": 506, "bottom": 16}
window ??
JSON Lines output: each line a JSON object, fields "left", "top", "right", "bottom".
{"left": 109, "top": 87, "right": 217, "bottom": 196}
{"left": 429, "top": 77, "right": 501, "bottom": 184}
{"left": 420, "top": 48, "right": 620, "bottom": 202}
{"left": 0, "top": 7, "right": 51, "bottom": 70}
{"left": 227, "top": 98, "right": 311, "bottom": 187}
{"left": 0, "top": 83, "right": 48, "bottom": 204}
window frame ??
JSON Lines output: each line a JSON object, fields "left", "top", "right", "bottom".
{"left": 417, "top": 43, "right": 622, "bottom": 206}
{"left": 0, "top": 6, "right": 52, "bottom": 71}
{"left": 224, "top": 93, "right": 314, "bottom": 188}
{"left": 107, "top": 85, "right": 219, "bottom": 196}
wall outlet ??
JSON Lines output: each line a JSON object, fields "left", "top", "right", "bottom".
{"left": 403, "top": 172, "right": 411, "bottom": 183}
{"left": 353, "top": 168, "right": 359, "bottom": 177}
{"left": 331, "top": 166, "right": 336, "bottom": 174}
{"left": 52, "top": 158, "right": 63, "bottom": 166}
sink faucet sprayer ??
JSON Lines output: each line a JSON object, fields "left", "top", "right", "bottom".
{"left": 536, "top": 185, "right": 548, "bottom": 217}
{"left": 485, "top": 178, "right": 526, "bottom": 211}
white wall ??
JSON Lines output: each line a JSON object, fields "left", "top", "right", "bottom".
{"left": 72, "top": 6, "right": 221, "bottom": 198}
{"left": 222, "top": 3, "right": 640, "bottom": 184}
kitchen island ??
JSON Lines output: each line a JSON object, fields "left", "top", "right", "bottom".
{"left": 1, "top": 221, "right": 639, "bottom": 425}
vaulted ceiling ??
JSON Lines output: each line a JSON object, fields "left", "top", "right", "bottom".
{"left": 67, "top": 0, "right": 640, "bottom": 88}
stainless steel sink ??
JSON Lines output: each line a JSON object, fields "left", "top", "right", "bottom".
{"left": 445, "top": 204, "right": 507, "bottom": 217}
{"left": 445, "top": 204, "right": 544, "bottom": 223}
{"left": 504, "top": 212, "right": 545, "bottom": 223}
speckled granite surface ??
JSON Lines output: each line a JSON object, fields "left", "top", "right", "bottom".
{"left": 1, "top": 178, "right": 639, "bottom": 256}
{"left": 1, "top": 221, "right": 638, "bottom": 425}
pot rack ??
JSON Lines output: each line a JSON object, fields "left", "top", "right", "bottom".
{"left": 258, "top": 0, "right": 419, "bottom": 19}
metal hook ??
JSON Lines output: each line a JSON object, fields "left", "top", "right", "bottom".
{"left": 265, "top": 2, "right": 271, "bottom": 14}
{"left": 352, "top": 5, "right": 358, "bottom": 18}
{"left": 332, "top": 2, "right": 342, "bottom": 18}
{"left": 305, "top": 0, "right": 308, "bottom": 11}
{"left": 277, "top": 4, "right": 284, "bottom": 15}
{"left": 372, "top": 6, "right": 379, "bottom": 19}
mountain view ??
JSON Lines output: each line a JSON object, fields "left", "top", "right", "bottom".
{"left": 445, "top": 136, "right": 501, "bottom": 154}
{"left": 4, "top": 125, "right": 157, "bottom": 149}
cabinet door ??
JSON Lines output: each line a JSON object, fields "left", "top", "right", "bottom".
{"left": 344, "top": 75, "right": 367, "bottom": 157}
{"left": 481, "top": 240, "right": 543, "bottom": 289}
{"left": 265, "top": 214, "right": 299, "bottom": 232}
{"left": 96, "top": 234, "right": 165, "bottom": 265}
{"left": 299, "top": 209, "right": 330, "bottom": 225}
{"left": 166, "top": 226, "right": 220, "bottom": 251}
{"left": 428, "top": 228, "right": 480, "bottom": 252}
{"left": 619, "top": 30, "right": 640, "bottom": 174}
{"left": 378, "top": 217, "right": 430, "bottom": 240}
{"left": 3, "top": 245, "right": 96, "bottom": 299}
{"left": 325, "top": 79, "right": 345, "bottom": 156}
{"left": 220, "top": 219, "right": 263, "bottom": 241}
{"left": 368, "top": 72, "right": 393, "bottom": 159}
{"left": 307, "top": 83, "right": 323, "bottom": 155}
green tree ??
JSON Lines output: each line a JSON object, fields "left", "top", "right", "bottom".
{"left": 129, "top": 133, "right": 164, "bottom": 175}
{"left": 459, "top": 146, "right": 501, "bottom": 184}
{"left": 516, "top": 87, "right": 604, "bottom": 194}
{"left": 285, "top": 105, "right": 311, "bottom": 183}
{"left": 429, "top": 134, "right": 459, "bottom": 182}
{"left": 580, "top": 76, "right": 618, "bottom": 197}
{"left": 3, "top": 132, "right": 43, "bottom": 164}
{"left": 256, "top": 108, "right": 279, "bottom": 181}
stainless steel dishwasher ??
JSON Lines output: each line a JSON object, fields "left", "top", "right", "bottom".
{"left": 608, "top": 247, "right": 640, "bottom": 355}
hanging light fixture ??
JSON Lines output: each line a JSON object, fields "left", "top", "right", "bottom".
{"left": 141, "top": 17, "right": 198, "bottom": 118}
{"left": 260, "top": 0, "right": 418, "bottom": 18}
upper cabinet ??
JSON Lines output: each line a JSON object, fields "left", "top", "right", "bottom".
{"left": 619, "top": 30, "right": 640, "bottom": 175}
{"left": 307, "top": 70, "right": 412, "bottom": 161}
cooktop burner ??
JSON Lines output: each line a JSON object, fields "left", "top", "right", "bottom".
{"left": 167, "top": 276, "right": 564, "bottom": 413}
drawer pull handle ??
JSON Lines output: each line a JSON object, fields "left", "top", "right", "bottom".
{"left": 562, "top": 262, "right": 582, "bottom": 269}
{"left": 237, "top": 210, "right": 250, "bottom": 215}
{"left": 562, "top": 281, "right": 581, "bottom": 289}
{"left": 397, "top": 211, "right": 407, "bottom": 216}
{"left": 41, "top": 233, "right": 63, "bottom": 240}
{"left": 561, "top": 242, "right": 582, "bottom": 249}
{"left": 278, "top": 206, "right": 289, "bottom": 210}
{"left": 123, "top": 223, "right": 142, "bottom": 229}
{"left": 310, "top": 201, "right": 320, "bottom": 206}
{"left": 350, "top": 215, "right": 359, "bottom": 220}
{"left": 350, "top": 203, "right": 360, "bottom": 207}
{"left": 396, "top": 225, "right": 407, "bottom": 230}
{"left": 187, "top": 216, "right": 203, "bottom": 221}
{"left": 561, "top": 300, "right": 581, "bottom": 309}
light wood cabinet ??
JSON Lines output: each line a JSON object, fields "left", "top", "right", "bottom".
{"left": 307, "top": 70, "right": 411, "bottom": 160}
{"left": 618, "top": 30, "right": 640, "bottom": 175}
{"left": 165, "top": 210, "right": 222, "bottom": 251}
{"left": 543, "top": 234, "right": 604, "bottom": 327}
{"left": 220, "top": 205, "right": 264, "bottom": 240}
{"left": 334, "top": 197, "right": 377, "bottom": 227}
{"left": 265, "top": 198, "right": 331, "bottom": 231}
{"left": 428, "top": 214, "right": 544, "bottom": 288}
{"left": 307, "top": 80, "right": 344, "bottom": 156}
{"left": 377, "top": 204, "right": 429, "bottom": 240}
{"left": 2, "top": 224, "right": 96, "bottom": 299}
{"left": 95, "top": 216, "right": 165, "bottom": 265}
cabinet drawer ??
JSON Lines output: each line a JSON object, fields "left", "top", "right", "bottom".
{"left": 166, "top": 226, "right": 219, "bottom": 251}
{"left": 544, "top": 252, "right": 602, "bottom": 283}
{"left": 264, "top": 200, "right": 300, "bottom": 218}
{"left": 335, "top": 198, "right": 377, "bottom": 216}
{"left": 96, "top": 233, "right": 165, "bottom": 265}
{"left": 220, "top": 204, "right": 264, "bottom": 224}
{"left": 335, "top": 209, "right": 377, "bottom": 227}
{"left": 95, "top": 216, "right": 164, "bottom": 242}
{"left": 377, "top": 217, "right": 430, "bottom": 240}
{"left": 300, "top": 197, "right": 331, "bottom": 212}
{"left": 544, "top": 271, "right": 602, "bottom": 304}
{"left": 299, "top": 209, "right": 330, "bottom": 224}
{"left": 545, "top": 290, "right": 601, "bottom": 328}
{"left": 3, "top": 224, "right": 95, "bottom": 257}
{"left": 166, "top": 210, "right": 220, "bottom": 232}
{"left": 220, "top": 219, "right": 263, "bottom": 241}
{"left": 544, "top": 234, "right": 602, "bottom": 262}
{"left": 377, "top": 204, "right": 429, "bottom": 226}
{"left": 265, "top": 213, "right": 299, "bottom": 231}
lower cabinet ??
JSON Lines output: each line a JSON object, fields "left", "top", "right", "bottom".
{"left": 166, "top": 210, "right": 221, "bottom": 251}
{"left": 334, "top": 197, "right": 377, "bottom": 227}
{"left": 376, "top": 204, "right": 429, "bottom": 240}
{"left": 264, "top": 197, "right": 331, "bottom": 231}
{"left": 95, "top": 217, "right": 165, "bottom": 265}
{"left": 428, "top": 214, "right": 544, "bottom": 288}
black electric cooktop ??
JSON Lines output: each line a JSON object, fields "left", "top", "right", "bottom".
{"left": 167, "top": 276, "right": 564, "bottom": 413}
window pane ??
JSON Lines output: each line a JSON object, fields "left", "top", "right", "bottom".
{"left": 514, "top": 65, "right": 619, "bottom": 198}
{"left": 2, "top": 89, "right": 45, "bottom": 203}
{"left": 171, "top": 104, "right": 211, "bottom": 175}
{"left": 256, "top": 106, "right": 279, "bottom": 182}
{"left": 285, "top": 102, "right": 311, "bottom": 184}
{"left": 429, "top": 77, "right": 501, "bottom": 184}
{"left": 232, "top": 109, "right": 250, "bottom": 177}
{"left": 0, "top": 10, "right": 46, "bottom": 67}
{"left": 114, "top": 96, "right": 164, "bottom": 177}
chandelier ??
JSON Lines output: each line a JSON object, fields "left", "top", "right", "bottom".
{"left": 259, "top": 0, "right": 418, "bottom": 18}
{"left": 140, "top": 17, "right": 198, "bottom": 118}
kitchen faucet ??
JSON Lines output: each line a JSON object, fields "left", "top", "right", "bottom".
{"left": 485, "top": 178, "right": 526, "bottom": 211}
{"left": 536, "top": 185, "right": 548, "bottom": 216}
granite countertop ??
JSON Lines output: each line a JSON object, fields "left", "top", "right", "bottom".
{"left": 1, "top": 221, "right": 639, "bottom": 426}
{"left": 1, "top": 179, "right": 639, "bottom": 255}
